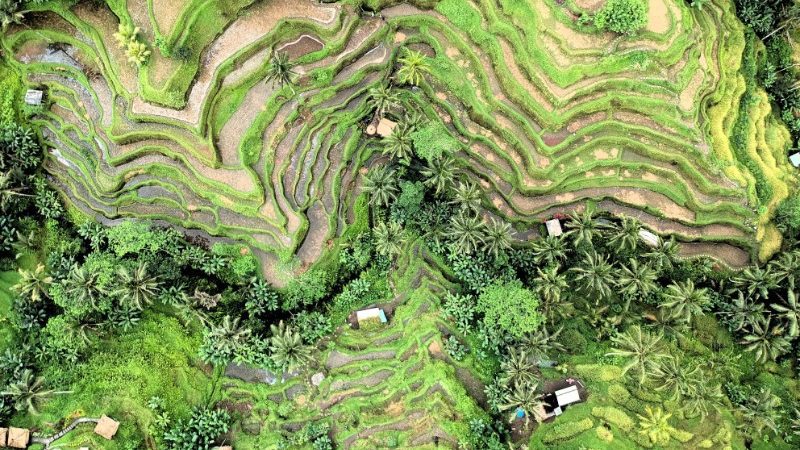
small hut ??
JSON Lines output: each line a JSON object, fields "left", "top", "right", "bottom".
{"left": 376, "top": 118, "right": 397, "bottom": 138}
{"left": 24, "top": 89, "right": 43, "bottom": 106}
{"left": 355, "top": 307, "right": 388, "bottom": 326}
{"left": 0, "top": 427, "right": 7, "bottom": 447}
{"left": 545, "top": 219, "right": 563, "bottom": 237}
{"left": 638, "top": 229, "right": 660, "bottom": 248}
{"left": 94, "top": 415, "right": 120, "bottom": 440}
{"left": 790, "top": 152, "right": 800, "bottom": 168}
{"left": 542, "top": 385, "right": 583, "bottom": 418}
{"left": 7, "top": 427, "right": 30, "bottom": 448}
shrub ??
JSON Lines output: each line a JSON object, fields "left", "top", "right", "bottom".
{"left": 594, "top": 0, "right": 648, "bottom": 35}
{"left": 592, "top": 406, "right": 634, "bottom": 432}
{"left": 541, "top": 418, "right": 594, "bottom": 444}
{"left": 775, "top": 194, "right": 800, "bottom": 235}
{"left": 596, "top": 425, "right": 614, "bottom": 442}
{"left": 410, "top": 122, "right": 459, "bottom": 162}
{"left": 574, "top": 364, "right": 623, "bottom": 382}
{"left": 477, "top": 280, "right": 542, "bottom": 339}
{"left": 163, "top": 408, "right": 230, "bottom": 450}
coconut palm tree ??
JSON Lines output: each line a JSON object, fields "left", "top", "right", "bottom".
{"left": 396, "top": 48, "right": 431, "bottom": 86}
{"left": 0, "top": 0, "right": 24, "bottom": 33}
{"left": 653, "top": 357, "right": 702, "bottom": 402}
{"left": 730, "top": 266, "right": 779, "bottom": 300}
{"left": 63, "top": 266, "right": 106, "bottom": 310}
{"left": 373, "top": 221, "right": 405, "bottom": 258}
{"left": 1, "top": 370, "right": 70, "bottom": 414}
{"left": 683, "top": 381, "right": 725, "bottom": 419}
{"left": 114, "top": 262, "right": 160, "bottom": 311}
{"left": 482, "top": 217, "right": 512, "bottom": 259}
{"left": 616, "top": 258, "right": 658, "bottom": 302}
{"left": 771, "top": 290, "right": 800, "bottom": 337}
{"left": 200, "top": 316, "right": 252, "bottom": 366}
{"left": 447, "top": 211, "right": 485, "bottom": 254}
{"left": 265, "top": 51, "right": 296, "bottom": 93}
{"left": 607, "top": 325, "right": 669, "bottom": 383}
{"left": 531, "top": 235, "right": 568, "bottom": 266}
{"left": 363, "top": 165, "right": 398, "bottom": 208}
{"left": 571, "top": 251, "right": 615, "bottom": 300}
{"left": 565, "top": 209, "right": 605, "bottom": 248}
{"left": 740, "top": 316, "right": 791, "bottom": 364}
{"left": 421, "top": 154, "right": 456, "bottom": 196}
{"left": 608, "top": 216, "right": 641, "bottom": 254}
{"left": 451, "top": 180, "right": 482, "bottom": 214}
{"left": 367, "top": 84, "right": 400, "bottom": 116}
{"left": 499, "top": 348, "right": 537, "bottom": 387}
{"left": 520, "top": 325, "right": 566, "bottom": 362}
{"left": 637, "top": 407, "right": 676, "bottom": 447}
{"left": 381, "top": 123, "right": 414, "bottom": 164}
{"left": 269, "top": 321, "right": 313, "bottom": 373}
{"left": 659, "top": 280, "right": 711, "bottom": 324}
{"left": 719, "top": 291, "right": 764, "bottom": 332}
{"left": 533, "top": 265, "right": 568, "bottom": 314}
{"left": 0, "top": 171, "right": 32, "bottom": 211}
{"left": 738, "top": 388, "right": 782, "bottom": 437}
{"left": 13, "top": 264, "right": 52, "bottom": 302}
{"left": 644, "top": 237, "right": 679, "bottom": 274}
{"left": 499, "top": 380, "right": 545, "bottom": 428}
{"left": 769, "top": 249, "right": 800, "bottom": 287}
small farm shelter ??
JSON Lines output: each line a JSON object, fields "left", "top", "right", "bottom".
{"left": 0, "top": 427, "right": 6, "bottom": 447}
{"left": 638, "top": 229, "right": 660, "bottom": 248}
{"left": 94, "top": 415, "right": 120, "bottom": 440}
{"left": 376, "top": 118, "right": 397, "bottom": 137}
{"left": 356, "top": 307, "right": 388, "bottom": 325}
{"left": 7, "top": 427, "right": 30, "bottom": 448}
{"left": 25, "top": 89, "right": 43, "bottom": 106}
{"left": 542, "top": 384, "right": 584, "bottom": 418}
{"left": 545, "top": 219, "right": 563, "bottom": 237}
{"left": 790, "top": 152, "right": 800, "bottom": 168}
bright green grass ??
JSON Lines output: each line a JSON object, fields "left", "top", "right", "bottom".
{"left": 0, "top": 270, "right": 20, "bottom": 350}
{"left": 12, "top": 312, "right": 215, "bottom": 449}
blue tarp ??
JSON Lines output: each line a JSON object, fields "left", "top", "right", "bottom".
{"left": 378, "top": 309, "right": 388, "bottom": 323}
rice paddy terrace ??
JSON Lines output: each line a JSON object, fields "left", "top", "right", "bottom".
{"left": 3, "top": 0, "right": 797, "bottom": 281}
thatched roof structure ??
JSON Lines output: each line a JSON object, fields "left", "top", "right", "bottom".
{"left": 7, "top": 427, "right": 30, "bottom": 448}
{"left": 93, "top": 415, "right": 120, "bottom": 440}
{"left": 376, "top": 118, "right": 397, "bottom": 137}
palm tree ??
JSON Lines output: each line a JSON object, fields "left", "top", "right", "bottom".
{"left": 0, "top": 171, "right": 33, "bottom": 211}
{"left": 644, "top": 237, "right": 679, "bottom": 274}
{"left": 570, "top": 251, "right": 615, "bottom": 300}
{"left": 740, "top": 316, "right": 791, "bottom": 364}
{"left": 771, "top": 290, "right": 800, "bottom": 337}
{"left": 719, "top": 291, "right": 764, "bottom": 332}
{"left": 616, "top": 258, "right": 658, "bottom": 302}
{"left": 608, "top": 217, "right": 641, "bottom": 254}
{"left": 606, "top": 325, "right": 669, "bottom": 383}
{"left": 269, "top": 321, "right": 313, "bottom": 373}
{"left": 653, "top": 357, "right": 701, "bottom": 402}
{"left": 499, "top": 348, "right": 537, "bottom": 387}
{"left": 201, "top": 316, "right": 252, "bottom": 366}
{"left": 114, "top": 263, "right": 160, "bottom": 310}
{"left": 564, "top": 209, "right": 604, "bottom": 248}
{"left": 381, "top": 123, "right": 414, "bottom": 164}
{"left": 520, "top": 326, "right": 566, "bottom": 362}
{"left": 499, "top": 380, "right": 545, "bottom": 428}
{"left": 367, "top": 84, "right": 400, "bottom": 117}
{"left": 396, "top": 49, "right": 431, "bottom": 86}
{"left": 447, "top": 211, "right": 485, "bottom": 254}
{"left": 769, "top": 249, "right": 800, "bottom": 286}
{"left": 373, "top": 221, "right": 405, "bottom": 258}
{"left": 531, "top": 235, "right": 568, "bottom": 266}
{"left": 738, "top": 388, "right": 782, "bottom": 437}
{"left": 14, "top": 264, "right": 52, "bottom": 302}
{"left": 63, "top": 266, "right": 106, "bottom": 309}
{"left": 421, "top": 155, "right": 456, "bottom": 196}
{"left": 482, "top": 217, "right": 512, "bottom": 259}
{"left": 451, "top": 180, "right": 482, "bottom": 214}
{"left": 265, "top": 51, "right": 296, "bottom": 93}
{"left": 659, "top": 280, "right": 710, "bottom": 324}
{"left": 636, "top": 407, "right": 676, "bottom": 447}
{"left": 683, "top": 381, "right": 725, "bottom": 419}
{"left": 363, "top": 165, "right": 398, "bottom": 208}
{"left": 0, "top": 0, "right": 24, "bottom": 33}
{"left": 730, "top": 266, "right": 778, "bottom": 300}
{"left": 763, "top": 4, "right": 800, "bottom": 39}
{"left": 533, "top": 265, "right": 568, "bottom": 315}
{"left": 1, "top": 370, "right": 70, "bottom": 414}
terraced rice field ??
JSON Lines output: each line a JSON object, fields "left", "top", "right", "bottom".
{"left": 222, "top": 240, "right": 488, "bottom": 447}
{"left": 4, "top": 0, "right": 796, "bottom": 278}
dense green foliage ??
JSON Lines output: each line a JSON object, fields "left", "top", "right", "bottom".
{"left": 594, "top": 0, "right": 648, "bottom": 35}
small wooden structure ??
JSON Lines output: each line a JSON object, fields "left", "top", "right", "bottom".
{"left": 24, "top": 89, "right": 43, "bottom": 106}
{"left": 790, "top": 152, "right": 800, "bottom": 168}
{"left": 638, "top": 229, "right": 660, "bottom": 248}
{"left": 7, "top": 427, "right": 30, "bottom": 448}
{"left": 0, "top": 427, "right": 7, "bottom": 447}
{"left": 376, "top": 118, "right": 397, "bottom": 137}
{"left": 545, "top": 219, "right": 563, "bottom": 237}
{"left": 355, "top": 307, "right": 388, "bottom": 326}
{"left": 542, "top": 384, "right": 583, "bottom": 419}
{"left": 93, "top": 415, "right": 120, "bottom": 440}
